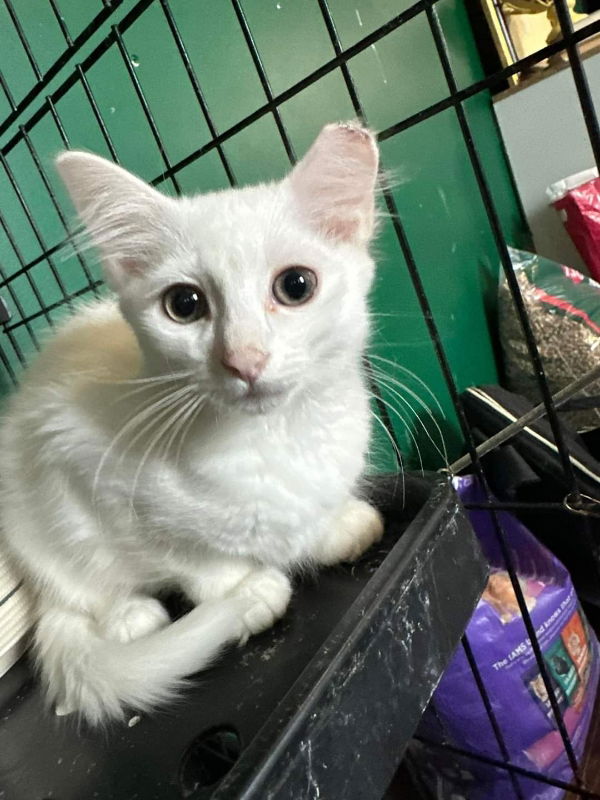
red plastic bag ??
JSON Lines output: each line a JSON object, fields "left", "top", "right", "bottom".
{"left": 548, "top": 168, "right": 600, "bottom": 282}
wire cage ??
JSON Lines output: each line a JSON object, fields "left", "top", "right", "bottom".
{"left": 1, "top": 0, "right": 600, "bottom": 798}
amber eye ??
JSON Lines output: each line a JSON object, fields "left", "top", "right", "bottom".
{"left": 272, "top": 267, "right": 317, "bottom": 306}
{"left": 162, "top": 284, "right": 208, "bottom": 323}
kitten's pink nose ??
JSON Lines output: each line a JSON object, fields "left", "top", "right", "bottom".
{"left": 221, "top": 347, "right": 269, "bottom": 384}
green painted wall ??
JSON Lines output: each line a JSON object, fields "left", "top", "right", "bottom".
{"left": 0, "top": 0, "right": 529, "bottom": 468}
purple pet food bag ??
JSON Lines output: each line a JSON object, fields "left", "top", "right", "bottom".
{"left": 410, "top": 475, "right": 599, "bottom": 799}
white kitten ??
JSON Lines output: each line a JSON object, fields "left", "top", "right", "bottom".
{"left": 0, "top": 122, "right": 384, "bottom": 725}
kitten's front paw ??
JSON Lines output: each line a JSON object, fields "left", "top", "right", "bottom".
{"left": 233, "top": 568, "right": 292, "bottom": 643}
{"left": 99, "top": 596, "right": 170, "bottom": 643}
{"left": 315, "top": 498, "right": 384, "bottom": 566}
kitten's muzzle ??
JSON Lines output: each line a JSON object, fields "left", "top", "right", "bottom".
{"left": 221, "top": 347, "right": 270, "bottom": 386}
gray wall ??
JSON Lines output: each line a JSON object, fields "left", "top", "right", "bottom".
{"left": 494, "top": 56, "right": 600, "bottom": 272}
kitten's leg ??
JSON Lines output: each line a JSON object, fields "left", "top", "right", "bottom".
{"left": 312, "top": 497, "right": 384, "bottom": 566}
{"left": 231, "top": 568, "right": 292, "bottom": 642}
{"left": 175, "top": 556, "right": 292, "bottom": 640}
{"left": 177, "top": 556, "right": 256, "bottom": 605}
{"left": 27, "top": 549, "right": 170, "bottom": 645}
{"left": 95, "top": 595, "right": 170, "bottom": 643}
{"left": 36, "top": 554, "right": 170, "bottom": 644}
{"left": 39, "top": 579, "right": 170, "bottom": 645}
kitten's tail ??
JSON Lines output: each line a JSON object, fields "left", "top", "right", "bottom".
{"left": 34, "top": 594, "right": 252, "bottom": 726}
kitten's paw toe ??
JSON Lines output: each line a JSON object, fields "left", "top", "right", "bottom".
{"left": 317, "top": 499, "right": 384, "bottom": 565}
{"left": 55, "top": 701, "right": 75, "bottom": 717}
{"left": 234, "top": 568, "right": 292, "bottom": 640}
{"left": 99, "top": 596, "right": 170, "bottom": 643}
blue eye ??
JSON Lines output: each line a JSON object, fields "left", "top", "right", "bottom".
{"left": 162, "top": 284, "right": 208, "bottom": 323}
{"left": 273, "top": 267, "right": 317, "bottom": 306}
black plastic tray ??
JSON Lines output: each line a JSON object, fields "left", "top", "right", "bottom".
{"left": 0, "top": 474, "right": 487, "bottom": 800}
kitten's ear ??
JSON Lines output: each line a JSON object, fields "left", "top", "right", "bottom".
{"left": 55, "top": 151, "right": 175, "bottom": 288}
{"left": 289, "top": 122, "right": 379, "bottom": 246}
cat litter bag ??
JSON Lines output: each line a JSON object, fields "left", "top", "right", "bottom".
{"left": 498, "top": 247, "right": 600, "bottom": 432}
{"left": 409, "top": 475, "right": 599, "bottom": 800}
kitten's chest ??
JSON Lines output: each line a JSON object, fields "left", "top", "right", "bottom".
{"left": 136, "top": 400, "right": 368, "bottom": 564}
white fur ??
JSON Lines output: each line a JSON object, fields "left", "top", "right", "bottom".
{"left": 0, "top": 122, "right": 384, "bottom": 725}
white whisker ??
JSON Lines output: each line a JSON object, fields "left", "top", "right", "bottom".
{"left": 161, "top": 393, "right": 204, "bottom": 464}
{"left": 120, "top": 385, "right": 194, "bottom": 467}
{"left": 111, "top": 376, "right": 192, "bottom": 407}
{"left": 92, "top": 383, "right": 191, "bottom": 508}
{"left": 127, "top": 388, "right": 196, "bottom": 512}
{"left": 174, "top": 396, "right": 205, "bottom": 468}
{"left": 94, "top": 369, "right": 194, "bottom": 388}
{"left": 370, "top": 392, "right": 424, "bottom": 475}
{"left": 368, "top": 354, "right": 446, "bottom": 416}
{"left": 370, "top": 368, "right": 448, "bottom": 465}
{"left": 369, "top": 408, "right": 405, "bottom": 506}
{"left": 367, "top": 359, "right": 448, "bottom": 463}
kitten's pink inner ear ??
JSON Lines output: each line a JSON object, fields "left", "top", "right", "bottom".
{"left": 289, "top": 122, "right": 379, "bottom": 246}
{"left": 120, "top": 257, "right": 145, "bottom": 275}
{"left": 55, "top": 150, "right": 175, "bottom": 288}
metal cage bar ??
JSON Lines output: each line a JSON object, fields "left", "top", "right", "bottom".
{"left": 3, "top": 0, "right": 42, "bottom": 83}
{"left": 1, "top": 0, "right": 600, "bottom": 796}
{"left": 111, "top": 26, "right": 180, "bottom": 195}
{"left": 75, "top": 65, "right": 121, "bottom": 164}
{"left": 19, "top": 126, "right": 99, "bottom": 296}
{"left": 0, "top": 0, "right": 128, "bottom": 138}
{"left": 229, "top": 0, "right": 297, "bottom": 165}
{"left": 157, "top": 0, "right": 237, "bottom": 187}
{"left": 553, "top": 0, "right": 600, "bottom": 173}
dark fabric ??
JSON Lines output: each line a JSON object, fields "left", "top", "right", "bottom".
{"left": 461, "top": 384, "right": 600, "bottom": 498}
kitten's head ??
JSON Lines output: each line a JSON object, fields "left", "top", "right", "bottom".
{"left": 56, "top": 122, "right": 379, "bottom": 413}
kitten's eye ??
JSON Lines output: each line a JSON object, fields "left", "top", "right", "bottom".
{"left": 272, "top": 267, "right": 317, "bottom": 306}
{"left": 162, "top": 284, "right": 208, "bottom": 323}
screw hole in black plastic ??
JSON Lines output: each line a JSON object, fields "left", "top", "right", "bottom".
{"left": 179, "top": 725, "right": 241, "bottom": 798}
